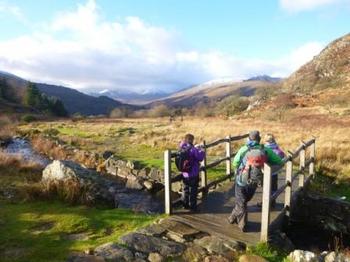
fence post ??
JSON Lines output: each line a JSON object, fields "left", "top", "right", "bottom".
{"left": 309, "top": 141, "right": 316, "bottom": 178}
{"left": 299, "top": 147, "right": 306, "bottom": 187}
{"left": 201, "top": 140, "right": 208, "bottom": 195}
{"left": 226, "top": 136, "right": 232, "bottom": 176}
{"left": 261, "top": 163, "right": 272, "bottom": 242}
{"left": 164, "top": 150, "right": 172, "bottom": 215}
{"left": 284, "top": 160, "right": 293, "bottom": 217}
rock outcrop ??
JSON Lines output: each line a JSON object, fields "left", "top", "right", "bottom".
{"left": 120, "top": 233, "right": 186, "bottom": 257}
{"left": 42, "top": 160, "right": 118, "bottom": 206}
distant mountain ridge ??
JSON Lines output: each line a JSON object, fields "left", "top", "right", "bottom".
{"left": 149, "top": 76, "right": 281, "bottom": 107}
{"left": 245, "top": 75, "right": 282, "bottom": 83}
{"left": 87, "top": 89, "right": 169, "bottom": 105}
{"left": 0, "top": 72, "right": 135, "bottom": 115}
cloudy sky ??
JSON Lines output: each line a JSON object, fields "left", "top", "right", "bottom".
{"left": 0, "top": 0, "right": 349, "bottom": 93}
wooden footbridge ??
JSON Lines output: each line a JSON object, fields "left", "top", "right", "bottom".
{"left": 163, "top": 134, "right": 316, "bottom": 245}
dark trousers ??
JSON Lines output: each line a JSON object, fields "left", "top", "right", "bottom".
{"left": 271, "top": 174, "right": 278, "bottom": 195}
{"left": 229, "top": 182, "right": 257, "bottom": 230}
{"left": 182, "top": 176, "right": 199, "bottom": 209}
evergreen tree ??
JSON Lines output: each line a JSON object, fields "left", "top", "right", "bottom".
{"left": 24, "top": 82, "right": 41, "bottom": 108}
{"left": 50, "top": 98, "right": 68, "bottom": 117}
{"left": 24, "top": 82, "right": 68, "bottom": 117}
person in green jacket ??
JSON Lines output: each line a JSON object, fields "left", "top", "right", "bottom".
{"left": 227, "top": 130, "right": 283, "bottom": 232}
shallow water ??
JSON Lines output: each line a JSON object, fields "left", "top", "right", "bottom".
{"left": 4, "top": 138, "right": 50, "bottom": 167}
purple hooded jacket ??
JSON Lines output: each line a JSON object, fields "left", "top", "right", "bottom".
{"left": 179, "top": 142, "right": 205, "bottom": 179}
{"left": 264, "top": 142, "right": 285, "bottom": 159}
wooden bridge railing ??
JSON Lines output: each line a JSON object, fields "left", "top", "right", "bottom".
{"left": 163, "top": 135, "right": 316, "bottom": 243}
{"left": 164, "top": 133, "right": 249, "bottom": 215}
{"left": 260, "top": 138, "right": 316, "bottom": 242}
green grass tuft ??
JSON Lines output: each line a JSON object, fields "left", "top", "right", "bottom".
{"left": 0, "top": 201, "right": 160, "bottom": 262}
{"left": 248, "top": 242, "right": 290, "bottom": 262}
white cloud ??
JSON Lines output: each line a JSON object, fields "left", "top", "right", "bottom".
{"left": 280, "top": 0, "right": 349, "bottom": 12}
{"left": 0, "top": 1, "right": 25, "bottom": 22}
{"left": 0, "top": 0, "right": 324, "bottom": 93}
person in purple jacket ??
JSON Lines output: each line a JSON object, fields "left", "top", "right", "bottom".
{"left": 179, "top": 134, "right": 205, "bottom": 212}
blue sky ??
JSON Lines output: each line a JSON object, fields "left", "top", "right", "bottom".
{"left": 0, "top": 0, "right": 349, "bottom": 93}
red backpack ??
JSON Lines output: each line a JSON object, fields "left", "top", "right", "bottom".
{"left": 237, "top": 146, "right": 267, "bottom": 186}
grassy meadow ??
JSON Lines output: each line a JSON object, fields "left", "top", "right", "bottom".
{"left": 19, "top": 107, "right": 350, "bottom": 180}
{"left": 1, "top": 104, "right": 350, "bottom": 261}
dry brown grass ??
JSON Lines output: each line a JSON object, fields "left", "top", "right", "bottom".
{"left": 20, "top": 109, "right": 350, "bottom": 178}
{"left": 0, "top": 115, "right": 17, "bottom": 139}
{"left": 0, "top": 151, "right": 41, "bottom": 171}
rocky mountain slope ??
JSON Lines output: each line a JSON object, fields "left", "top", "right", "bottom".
{"left": 283, "top": 33, "right": 350, "bottom": 92}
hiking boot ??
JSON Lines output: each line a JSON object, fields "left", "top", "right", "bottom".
{"left": 239, "top": 225, "right": 247, "bottom": 232}
{"left": 227, "top": 216, "right": 236, "bottom": 224}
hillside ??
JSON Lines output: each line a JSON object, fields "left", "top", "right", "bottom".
{"left": 0, "top": 72, "right": 134, "bottom": 116}
{"left": 283, "top": 33, "right": 350, "bottom": 92}
{"left": 151, "top": 78, "right": 280, "bottom": 107}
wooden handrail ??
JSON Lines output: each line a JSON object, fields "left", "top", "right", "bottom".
{"left": 260, "top": 138, "right": 316, "bottom": 241}
{"left": 164, "top": 133, "right": 316, "bottom": 244}
{"left": 205, "top": 138, "right": 228, "bottom": 149}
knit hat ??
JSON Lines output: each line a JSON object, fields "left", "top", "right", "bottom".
{"left": 264, "top": 133, "right": 276, "bottom": 144}
{"left": 249, "top": 130, "right": 261, "bottom": 142}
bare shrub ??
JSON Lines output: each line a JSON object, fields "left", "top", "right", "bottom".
{"left": 31, "top": 136, "right": 67, "bottom": 160}
{"left": 40, "top": 179, "right": 95, "bottom": 205}
{"left": 0, "top": 152, "right": 41, "bottom": 170}
{"left": 110, "top": 107, "right": 131, "bottom": 118}
{"left": 147, "top": 104, "right": 171, "bottom": 117}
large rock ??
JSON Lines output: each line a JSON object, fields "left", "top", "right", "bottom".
{"left": 194, "top": 236, "right": 243, "bottom": 254}
{"left": 137, "top": 224, "right": 167, "bottom": 237}
{"left": 120, "top": 233, "right": 185, "bottom": 257}
{"left": 159, "top": 219, "right": 201, "bottom": 242}
{"left": 94, "top": 242, "right": 134, "bottom": 261}
{"left": 42, "top": 160, "right": 117, "bottom": 206}
{"left": 204, "top": 255, "right": 230, "bottom": 262}
{"left": 148, "top": 168, "right": 164, "bottom": 183}
{"left": 148, "top": 253, "right": 165, "bottom": 262}
{"left": 288, "top": 250, "right": 318, "bottom": 262}
{"left": 182, "top": 244, "right": 207, "bottom": 262}
{"left": 105, "top": 156, "right": 139, "bottom": 177}
{"left": 324, "top": 251, "right": 350, "bottom": 262}
{"left": 125, "top": 174, "right": 144, "bottom": 190}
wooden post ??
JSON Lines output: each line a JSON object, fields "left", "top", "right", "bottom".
{"left": 261, "top": 163, "right": 272, "bottom": 242}
{"left": 164, "top": 150, "right": 172, "bottom": 215}
{"left": 201, "top": 141, "right": 208, "bottom": 195}
{"left": 284, "top": 160, "right": 293, "bottom": 216}
{"left": 225, "top": 136, "right": 232, "bottom": 176}
{"left": 309, "top": 141, "right": 316, "bottom": 178}
{"left": 299, "top": 148, "right": 305, "bottom": 187}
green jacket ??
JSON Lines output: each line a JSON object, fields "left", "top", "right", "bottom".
{"left": 233, "top": 142, "right": 283, "bottom": 170}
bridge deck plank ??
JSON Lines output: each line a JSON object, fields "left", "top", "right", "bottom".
{"left": 171, "top": 174, "right": 301, "bottom": 245}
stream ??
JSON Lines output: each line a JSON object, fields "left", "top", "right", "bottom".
{"left": 3, "top": 138, "right": 50, "bottom": 167}
{"left": 1, "top": 138, "right": 163, "bottom": 213}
